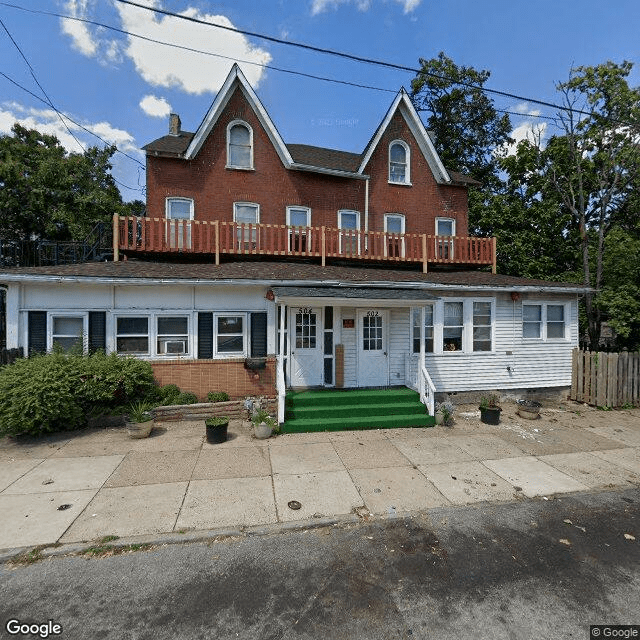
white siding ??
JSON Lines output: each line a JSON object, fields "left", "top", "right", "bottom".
{"left": 340, "top": 307, "right": 357, "bottom": 388}
{"left": 389, "top": 308, "right": 409, "bottom": 385}
{"left": 24, "top": 284, "right": 112, "bottom": 309}
{"left": 414, "top": 292, "right": 578, "bottom": 392}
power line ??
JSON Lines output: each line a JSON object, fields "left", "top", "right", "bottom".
{"left": 114, "top": 0, "right": 616, "bottom": 123}
{"left": 0, "top": 2, "right": 395, "bottom": 96}
{"left": 0, "top": 16, "right": 86, "bottom": 153}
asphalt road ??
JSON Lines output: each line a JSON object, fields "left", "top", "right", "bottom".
{"left": 1, "top": 489, "right": 639, "bottom": 640}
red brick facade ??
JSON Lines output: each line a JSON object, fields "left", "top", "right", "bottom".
{"left": 151, "top": 357, "right": 276, "bottom": 401}
{"left": 145, "top": 86, "right": 469, "bottom": 237}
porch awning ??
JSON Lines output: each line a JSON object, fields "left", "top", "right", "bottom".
{"left": 270, "top": 286, "right": 438, "bottom": 303}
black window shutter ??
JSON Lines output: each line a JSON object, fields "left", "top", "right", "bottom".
{"left": 89, "top": 312, "right": 106, "bottom": 352}
{"left": 250, "top": 312, "right": 268, "bottom": 358}
{"left": 28, "top": 311, "right": 47, "bottom": 354}
{"left": 198, "top": 312, "right": 213, "bottom": 359}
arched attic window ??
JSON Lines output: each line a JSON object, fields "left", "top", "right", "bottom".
{"left": 227, "top": 120, "right": 253, "bottom": 169}
{"left": 389, "top": 140, "right": 410, "bottom": 184}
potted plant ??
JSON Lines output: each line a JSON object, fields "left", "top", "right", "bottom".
{"left": 205, "top": 415, "right": 230, "bottom": 444}
{"left": 479, "top": 394, "right": 501, "bottom": 425}
{"left": 435, "top": 401, "right": 455, "bottom": 426}
{"left": 516, "top": 399, "right": 542, "bottom": 420}
{"left": 126, "top": 401, "right": 155, "bottom": 439}
{"left": 251, "top": 409, "right": 277, "bottom": 439}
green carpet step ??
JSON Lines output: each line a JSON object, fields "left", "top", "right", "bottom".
{"left": 287, "top": 400, "right": 426, "bottom": 421}
{"left": 281, "top": 413, "right": 435, "bottom": 434}
{"left": 286, "top": 387, "right": 419, "bottom": 409}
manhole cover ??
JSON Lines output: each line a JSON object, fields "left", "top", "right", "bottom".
{"left": 287, "top": 500, "right": 302, "bottom": 510}
{"left": 57, "top": 504, "right": 72, "bottom": 511}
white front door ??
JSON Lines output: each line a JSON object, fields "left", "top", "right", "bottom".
{"left": 289, "top": 307, "right": 323, "bottom": 387}
{"left": 357, "top": 309, "right": 389, "bottom": 387}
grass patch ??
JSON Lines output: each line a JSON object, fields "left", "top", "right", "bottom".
{"left": 81, "top": 543, "right": 153, "bottom": 557}
{"left": 10, "top": 546, "right": 46, "bottom": 566}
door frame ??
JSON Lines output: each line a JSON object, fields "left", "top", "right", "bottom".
{"left": 288, "top": 305, "right": 324, "bottom": 388}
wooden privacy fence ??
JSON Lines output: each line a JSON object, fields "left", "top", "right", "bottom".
{"left": 571, "top": 348, "right": 640, "bottom": 407}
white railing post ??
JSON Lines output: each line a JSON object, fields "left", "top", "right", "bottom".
{"left": 277, "top": 303, "right": 286, "bottom": 424}
{"left": 418, "top": 306, "right": 436, "bottom": 416}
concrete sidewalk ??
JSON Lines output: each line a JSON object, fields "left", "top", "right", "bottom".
{"left": 1, "top": 402, "right": 640, "bottom": 554}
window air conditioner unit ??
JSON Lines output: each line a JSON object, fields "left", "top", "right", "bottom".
{"left": 159, "top": 339, "right": 187, "bottom": 354}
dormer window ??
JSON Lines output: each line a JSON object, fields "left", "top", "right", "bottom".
{"left": 227, "top": 121, "right": 253, "bottom": 169}
{"left": 389, "top": 140, "right": 410, "bottom": 184}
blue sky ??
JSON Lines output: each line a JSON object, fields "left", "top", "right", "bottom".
{"left": 1, "top": 0, "right": 639, "bottom": 202}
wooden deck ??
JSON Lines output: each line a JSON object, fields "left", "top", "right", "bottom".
{"left": 114, "top": 216, "right": 496, "bottom": 272}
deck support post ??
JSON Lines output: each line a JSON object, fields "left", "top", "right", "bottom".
{"left": 492, "top": 237, "right": 497, "bottom": 274}
{"left": 421, "top": 234, "right": 428, "bottom": 273}
{"left": 321, "top": 226, "right": 326, "bottom": 267}
{"left": 112, "top": 214, "right": 119, "bottom": 262}
{"left": 214, "top": 221, "right": 220, "bottom": 265}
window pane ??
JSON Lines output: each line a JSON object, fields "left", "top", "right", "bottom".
{"left": 167, "top": 199, "right": 191, "bottom": 219}
{"left": 117, "top": 317, "right": 148, "bottom": 335}
{"left": 117, "top": 337, "right": 148, "bottom": 353}
{"left": 53, "top": 317, "right": 83, "bottom": 336}
{"left": 340, "top": 212, "right": 358, "bottom": 229}
{"left": 547, "top": 305, "right": 564, "bottom": 322}
{"left": 547, "top": 323, "right": 564, "bottom": 339}
{"left": 390, "top": 143, "right": 406, "bottom": 163}
{"left": 444, "top": 302, "right": 463, "bottom": 325}
{"left": 443, "top": 327, "right": 462, "bottom": 351}
{"left": 217, "top": 335, "right": 244, "bottom": 353}
{"left": 158, "top": 317, "right": 188, "bottom": 335}
{"left": 289, "top": 209, "right": 308, "bottom": 227}
{"left": 523, "top": 322, "right": 541, "bottom": 338}
{"left": 523, "top": 305, "right": 541, "bottom": 322}
{"left": 230, "top": 125, "right": 250, "bottom": 146}
{"left": 437, "top": 220, "right": 454, "bottom": 236}
{"left": 218, "top": 316, "right": 243, "bottom": 334}
{"left": 53, "top": 337, "right": 81, "bottom": 352}
{"left": 386, "top": 215, "right": 403, "bottom": 234}
{"left": 234, "top": 205, "right": 258, "bottom": 224}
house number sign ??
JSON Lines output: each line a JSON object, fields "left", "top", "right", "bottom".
{"left": 298, "top": 307, "right": 312, "bottom": 314}
{"left": 366, "top": 310, "right": 380, "bottom": 317}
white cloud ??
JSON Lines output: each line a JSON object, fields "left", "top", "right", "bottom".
{"left": 0, "top": 102, "right": 140, "bottom": 157}
{"left": 140, "top": 95, "right": 172, "bottom": 118}
{"left": 311, "top": 0, "right": 420, "bottom": 14}
{"left": 115, "top": 3, "right": 272, "bottom": 94}
{"left": 59, "top": 1, "right": 270, "bottom": 93}
{"left": 502, "top": 120, "right": 548, "bottom": 156}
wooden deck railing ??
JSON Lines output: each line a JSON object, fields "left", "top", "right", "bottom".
{"left": 114, "top": 216, "right": 496, "bottom": 272}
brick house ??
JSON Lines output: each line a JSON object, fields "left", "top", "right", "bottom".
{"left": 1, "top": 64, "right": 587, "bottom": 427}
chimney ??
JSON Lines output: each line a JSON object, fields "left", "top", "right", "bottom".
{"left": 169, "top": 113, "right": 181, "bottom": 136}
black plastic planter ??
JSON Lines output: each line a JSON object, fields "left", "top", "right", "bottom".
{"left": 480, "top": 406, "right": 501, "bottom": 425}
{"left": 206, "top": 421, "right": 229, "bottom": 444}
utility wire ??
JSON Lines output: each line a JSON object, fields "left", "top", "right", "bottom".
{"left": 115, "top": 0, "right": 620, "bottom": 124}
{"left": 0, "top": 70, "right": 144, "bottom": 193}
{"left": 0, "top": 16, "right": 86, "bottom": 153}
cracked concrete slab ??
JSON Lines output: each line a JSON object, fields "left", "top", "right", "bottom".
{"left": 333, "top": 440, "right": 411, "bottom": 469}
{"left": 104, "top": 451, "right": 198, "bottom": 487}
{"left": 539, "top": 451, "right": 640, "bottom": 488}
{"left": 393, "top": 437, "right": 473, "bottom": 466}
{"left": 269, "top": 442, "right": 345, "bottom": 474}
{"left": 191, "top": 446, "right": 271, "bottom": 480}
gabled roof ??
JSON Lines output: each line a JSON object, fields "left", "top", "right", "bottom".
{"left": 142, "top": 64, "right": 476, "bottom": 184}
{"left": 358, "top": 89, "right": 451, "bottom": 184}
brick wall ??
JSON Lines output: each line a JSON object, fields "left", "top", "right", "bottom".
{"left": 146, "top": 87, "right": 470, "bottom": 236}
{"left": 151, "top": 357, "right": 276, "bottom": 400}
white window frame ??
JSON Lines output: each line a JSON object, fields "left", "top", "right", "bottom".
{"left": 114, "top": 312, "right": 193, "bottom": 358}
{"left": 384, "top": 213, "right": 405, "bottom": 258}
{"left": 338, "top": 209, "right": 361, "bottom": 255}
{"left": 411, "top": 305, "right": 434, "bottom": 354}
{"left": 412, "top": 298, "right": 495, "bottom": 356}
{"left": 286, "top": 206, "right": 311, "bottom": 253}
{"left": 226, "top": 120, "right": 254, "bottom": 169}
{"left": 233, "top": 202, "right": 260, "bottom": 250}
{"left": 48, "top": 312, "right": 88, "bottom": 354}
{"left": 165, "top": 197, "right": 194, "bottom": 220}
{"left": 115, "top": 314, "right": 151, "bottom": 356}
{"left": 435, "top": 217, "right": 456, "bottom": 260}
{"left": 156, "top": 315, "right": 190, "bottom": 356}
{"left": 214, "top": 312, "right": 248, "bottom": 357}
{"left": 165, "top": 197, "right": 194, "bottom": 249}
{"left": 472, "top": 300, "right": 493, "bottom": 352}
{"left": 389, "top": 140, "right": 411, "bottom": 185}
{"left": 522, "top": 302, "right": 569, "bottom": 341}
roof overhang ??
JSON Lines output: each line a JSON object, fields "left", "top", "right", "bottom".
{"left": 270, "top": 285, "right": 439, "bottom": 306}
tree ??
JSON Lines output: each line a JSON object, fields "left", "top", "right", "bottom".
{"left": 410, "top": 52, "right": 513, "bottom": 189}
{"left": 539, "top": 61, "right": 640, "bottom": 348}
{"left": 0, "top": 123, "right": 125, "bottom": 242}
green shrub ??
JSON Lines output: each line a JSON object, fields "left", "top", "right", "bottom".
{"left": 205, "top": 416, "right": 229, "bottom": 427}
{"left": 175, "top": 391, "right": 199, "bottom": 405}
{"left": 0, "top": 351, "right": 156, "bottom": 437}
{"left": 207, "top": 391, "right": 230, "bottom": 403}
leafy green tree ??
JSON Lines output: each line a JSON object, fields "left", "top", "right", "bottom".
{"left": 0, "top": 123, "right": 124, "bottom": 242}
{"left": 410, "top": 52, "right": 513, "bottom": 189}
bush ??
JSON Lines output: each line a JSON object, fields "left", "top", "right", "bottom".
{"left": 175, "top": 391, "right": 198, "bottom": 405}
{"left": 0, "top": 351, "right": 156, "bottom": 437}
{"left": 151, "top": 385, "right": 199, "bottom": 406}
{"left": 207, "top": 391, "right": 230, "bottom": 403}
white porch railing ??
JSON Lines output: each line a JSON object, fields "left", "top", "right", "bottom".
{"left": 277, "top": 303, "right": 286, "bottom": 424}
{"left": 419, "top": 362, "right": 436, "bottom": 417}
